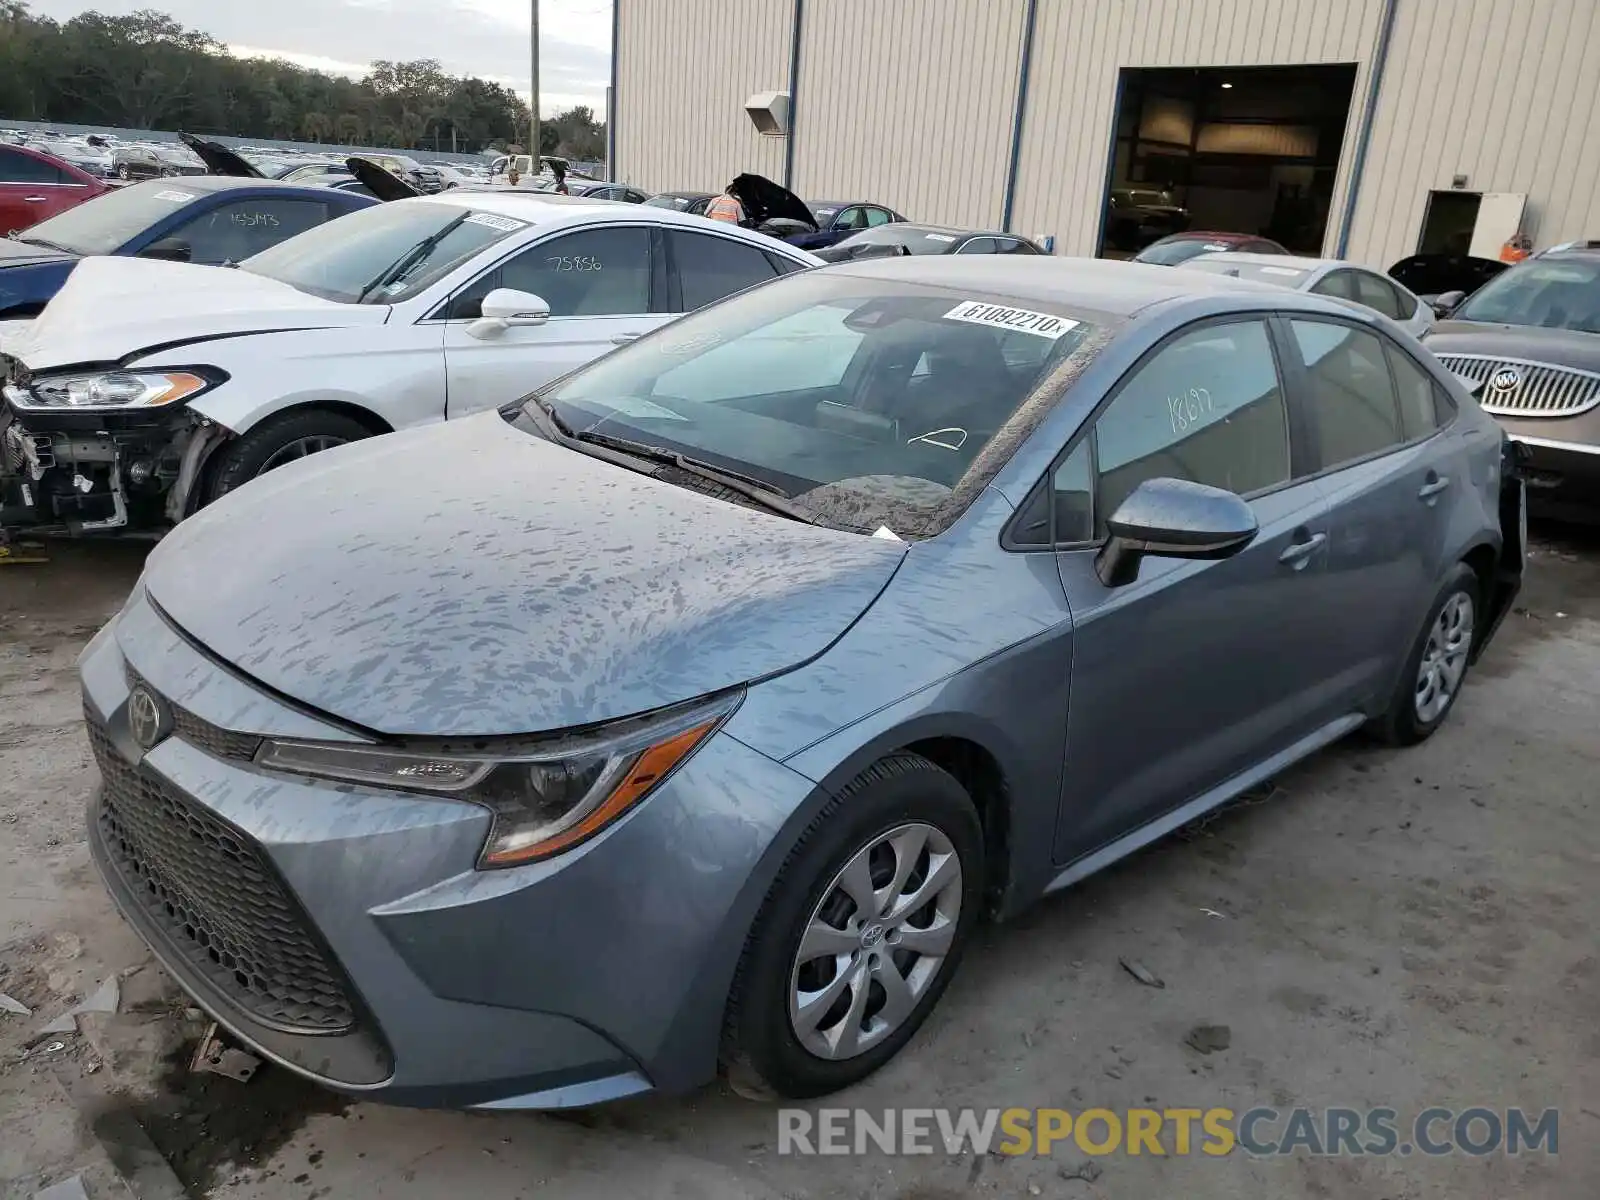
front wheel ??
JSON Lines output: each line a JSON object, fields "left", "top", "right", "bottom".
{"left": 202, "top": 410, "right": 373, "bottom": 507}
{"left": 721, "top": 754, "right": 983, "bottom": 1100}
{"left": 1372, "top": 562, "right": 1481, "bottom": 745}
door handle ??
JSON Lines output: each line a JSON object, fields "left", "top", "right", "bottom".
{"left": 22, "top": 196, "right": 47, "bottom": 203}
{"left": 1278, "top": 531, "right": 1326, "bottom": 568}
{"left": 1417, "top": 474, "right": 1450, "bottom": 502}
{"left": 610, "top": 332, "right": 642, "bottom": 345}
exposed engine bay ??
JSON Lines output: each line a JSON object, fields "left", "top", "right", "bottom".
{"left": 0, "top": 403, "right": 224, "bottom": 536}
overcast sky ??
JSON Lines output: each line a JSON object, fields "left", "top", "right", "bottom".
{"left": 28, "top": 0, "right": 613, "bottom": 115}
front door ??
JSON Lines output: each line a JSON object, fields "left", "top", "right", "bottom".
{"left": 0, "top": 148, "right": 84, "bottom": 236}
{"left": 1051, "top": 317, "right": 1342, "bottom": 863}
{"left": 441, "top": 224, "right": 664, "bottom": 418}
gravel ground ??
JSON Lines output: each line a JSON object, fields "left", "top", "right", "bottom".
{"left": 1, "top": 529, "right": 1596, "bottom": 1199}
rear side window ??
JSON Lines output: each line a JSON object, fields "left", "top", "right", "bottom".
{"left": 1290, "top": 320, "right": 1403, "bottom": 467}
{"left": 1091, "top": 319, "right": 1290, "bottom": 534}
{"left": 1387, "top": 346, "right": 1443, "bottom": 439}
{"left": 669, "top": 229, "right": 778, "bottom": 311}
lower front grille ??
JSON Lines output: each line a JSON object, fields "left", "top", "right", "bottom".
{"left": 87, "top": 708, "right": 358, "bottom": 1033}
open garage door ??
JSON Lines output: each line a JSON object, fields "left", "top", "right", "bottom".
{"left": 1099, "top": 64, "right": 1358, "bottom": 258}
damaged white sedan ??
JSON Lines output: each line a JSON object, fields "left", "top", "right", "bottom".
{"left": 0, "top": 191, "right": 818, "bottom": 535}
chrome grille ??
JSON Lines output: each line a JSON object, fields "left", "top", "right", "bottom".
{"left": 1437, "top": 354, "right": 1600, "bottom": 418}
{"left": 86, "top": 705, "right": 358, "bottom": 1032}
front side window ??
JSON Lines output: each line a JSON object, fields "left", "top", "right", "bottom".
{"left": 1092, "top": 320, "right": 1290, "bottom": 535}
{"left": 535, "top": 274, "right": 1106, "bottom": 535}
{"left": 167, "top": 198, "right": 330, "bottom": 264}
{"left": 835, "top": 207, "right": 869, "bottom": 230}
{"left": 1310, "top": 270, "right": 1357, "bottom": 301}
{"left": 490, "top": 226, "right": 652, "bottom": 316}
{"left": 1354, "top": 270, "right": 1404, "bottom": 319}
{"left": 1291, "top": 320, "right": 1402, "bottom": 468}
{"left": 0, "top": 148, "right": 64, "bottom": 185}
{"left": 668, "top": 229, "right": 777, "bottom": 311}
{"left": 241, "top": 200, "right": 526, "bottom": 303}
{"left": 956, "top": 238, "right": 997, "bottom": 255}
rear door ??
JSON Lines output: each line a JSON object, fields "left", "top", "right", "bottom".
{"left": 440, "top": 223, "right": 661, "bottom": 417}
{"left": 1048, "top": 316, "right": 1344, "bottom": 862}
{"left": 1279, "top": 316, "right": 1458, "bottom": 710}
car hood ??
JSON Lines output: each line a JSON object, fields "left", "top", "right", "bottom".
{"left": 345, "top": 156, "right": 421, "bottom": 202}
{"left": 179, "top": 132, "right": 263, "bottom": 178}
{"left": 140, "top": 413, "right": 907, "bottom": 737}
{"left": 0, "top": 255, "right": 390, "bottom": 371}
{"left": 729, "top": 174, "right": 817, "bottom": 228}
{"left": 1424, "top": 321, "right": 1600, "bottom": 374}
{"left": 0, "top": 237, "right": 76, "bottom": 270}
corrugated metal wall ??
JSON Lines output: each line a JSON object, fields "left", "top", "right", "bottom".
{"left": 1346, "top": 0, "right": 1600, "bottom": 266}
{"left": 1010, "top": 0, "right": 1384, "bottom": 256}
{"left": 613, "top": 0, "right": 794, "bottom": 192}
{"left": 789, "top": 0, "right": 1029, "bottom": 226}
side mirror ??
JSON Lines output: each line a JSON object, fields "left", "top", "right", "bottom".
{"left": 140, "top": 237, "right": 191, "bottom": 263}
{"left": 1095, "top": 477, "right": 1258, "bottom": 588}
{"left": 1431, "top": 289, "right": 1466, "bottom": 318}
{"left": 468, "top": 288, "right": 550, "bottom": 339}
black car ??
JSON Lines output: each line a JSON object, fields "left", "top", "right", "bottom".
{"left": 821, "top": 223, "right": 1044, "bottom": 258}
{"left": 567, "top": 180, "right": 650, "bottom": 203}
{"left": 645, "top": 191, "right": 715, "bottom": 216}
{"left": 800, "top": 200, "right": 908, "bottom": 249}
{"left": 1423, "top": 246, "right": 1600, "bottom": 518}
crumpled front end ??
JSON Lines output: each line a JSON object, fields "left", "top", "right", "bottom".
{"left": 0, "top": 355, "right": 225, "bottom": 536}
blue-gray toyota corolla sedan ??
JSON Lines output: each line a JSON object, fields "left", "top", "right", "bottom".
{"left": 81, "top": 257, "right": 1524, "bottom": 1109}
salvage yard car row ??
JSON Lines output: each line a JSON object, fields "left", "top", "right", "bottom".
{"left": 0, "top": 137, "right": 1588, "bottom": 1117}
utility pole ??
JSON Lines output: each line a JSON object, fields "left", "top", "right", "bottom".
{"left": 529, "top": 0, "right": 540, "bottom": 157}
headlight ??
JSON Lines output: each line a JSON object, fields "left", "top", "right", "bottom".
{"left": 15, "top": 369, "right": 219, "bottom": 411}
{"left": 255, "top": 693, "right": 739, "bottom": 869}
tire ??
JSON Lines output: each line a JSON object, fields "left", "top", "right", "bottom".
{"left": 721, "top": 754, "right": 984, "bottom": 1100}
{"left": 116, "top": 164, "right": 130, "bottom": 180}
{"left": 203, "top": 410, "right": 373, "bottom": 506}
{"left": 1372, "top": 562, "right": 1482, "bottom": 746}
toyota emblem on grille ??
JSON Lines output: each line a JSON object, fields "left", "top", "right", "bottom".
{"left": 127, "top": 685, "right": 170, "bottom": 751}
{"left": 1490, "top": 368, "right": 1522, "bottom": 391}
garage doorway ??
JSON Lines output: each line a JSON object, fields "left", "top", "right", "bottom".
{"left": 1099, "top": 64, "right": 1358, "bottom": 258}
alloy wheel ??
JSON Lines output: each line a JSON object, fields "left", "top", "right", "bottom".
{"left": 1415, "top": 591, "right": 1474, "bottom": 723}
{"left": 788, "top": 821, "right": 962, "bottom": 1061}
{"left": 258, "top": 434, "right": 348, "bottom": 474}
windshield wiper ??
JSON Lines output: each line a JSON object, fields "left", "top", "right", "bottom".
{"left": 574, "top": 429, "right": 818, "bottom": 525}
{"left": 18, "top": 235, "right": 75, "bottom": 254}
{"left": 355, "top": 213, "right": 469, "bottom": 303}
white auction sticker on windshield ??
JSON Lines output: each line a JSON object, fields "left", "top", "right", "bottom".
{"left": 153, "top": 190, "right": 196, "bottom": 203}
{"left": 598, "top": 396, "right": 687, "bottom": 421}
{"left": 1260, "top": 265, "right": 1305, "bottom": 276}
{"left": 944, "top": 300, "right": 1079, "bottom": 340}
{"left": 464, "top": 211, "right": 527, "bottom": 233}
{"left": 923, "top": 233, "right": 958, "bottom": 243}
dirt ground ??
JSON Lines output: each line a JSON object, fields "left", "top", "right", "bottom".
{"left": 2, "top": 529, "right": 1597, "bottom": 1200}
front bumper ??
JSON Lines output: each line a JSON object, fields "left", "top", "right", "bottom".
{"left": 0, "top": 400, "right": 207, "bottom": 536}
{"left": 80, "top": 588, "right": 814, "bottom": 1108}
{"left": 1497, "top": 413, "right": 1600, "bottom": 518}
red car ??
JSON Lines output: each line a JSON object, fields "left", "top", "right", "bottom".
{"left": 0, "top": 143, "right": 111, "bottom": 237}
{"left": 1133, "top": 230, "right": 1288, "bottom": 266}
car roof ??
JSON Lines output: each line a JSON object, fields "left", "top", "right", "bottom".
{"left": 872, "top": 223, "right": 1012, "bottom": 240}
{"left": 1189, "top": 251, "right": 1336, "bottom": 271}
{"left": 120, "top": 175, "right": 337, "bottom": 196}
{"left": 1158, "top": 230, "right": 1263, "bottom": 244}
{"left": 825, "top": 254, "right": 1290, "bottom": 317}
{"left": 409, "top": 189, "right": 826, "bottom": 246}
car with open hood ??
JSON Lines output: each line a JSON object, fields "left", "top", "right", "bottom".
{"left": 0, "top": 191, "right": 818, "bottom": 535}
{"left": 1423, "top": 244, "right": 1600, "bottom": 518}
{"left": 79, "top": 256, "right": 1520, "bottom": 1112}
{"left": 0, "top": 176, "right": 375, "bottom": 321}
{"left": 794, "top": 200, "right": 909, "bottom": 250}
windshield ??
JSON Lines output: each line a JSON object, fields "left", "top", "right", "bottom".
{"left": 644, "top": 194, "right": 689, "bottom": 210}
{"left": 1454, "top": 257, "right": 1600, "bottom": 333}
{"left": 1136, "top": 237, "right": 1236, "bottom": 266}
{"left": 19, "top": 181, "right": 207, "bottom": 255}
{"left": 533, "top": 272, "right": 1107, "bottom": 537}
{"left": 840, "top": 227, "right": 956, "bottom": 255}
{"left": 239, "top": 200, "right": 526, "bottom": 303}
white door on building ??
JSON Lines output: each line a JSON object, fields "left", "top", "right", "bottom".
{"left": 1467, "top": 193, "right": 1528, "bottom": 258}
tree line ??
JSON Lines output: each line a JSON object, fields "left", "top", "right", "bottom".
{"left": 0, "top": 3, "right": 607, "bottom": 159}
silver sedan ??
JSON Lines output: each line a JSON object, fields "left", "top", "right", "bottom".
{"left": 1181, "top": 250, "right": 1435, "bottom": 337}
